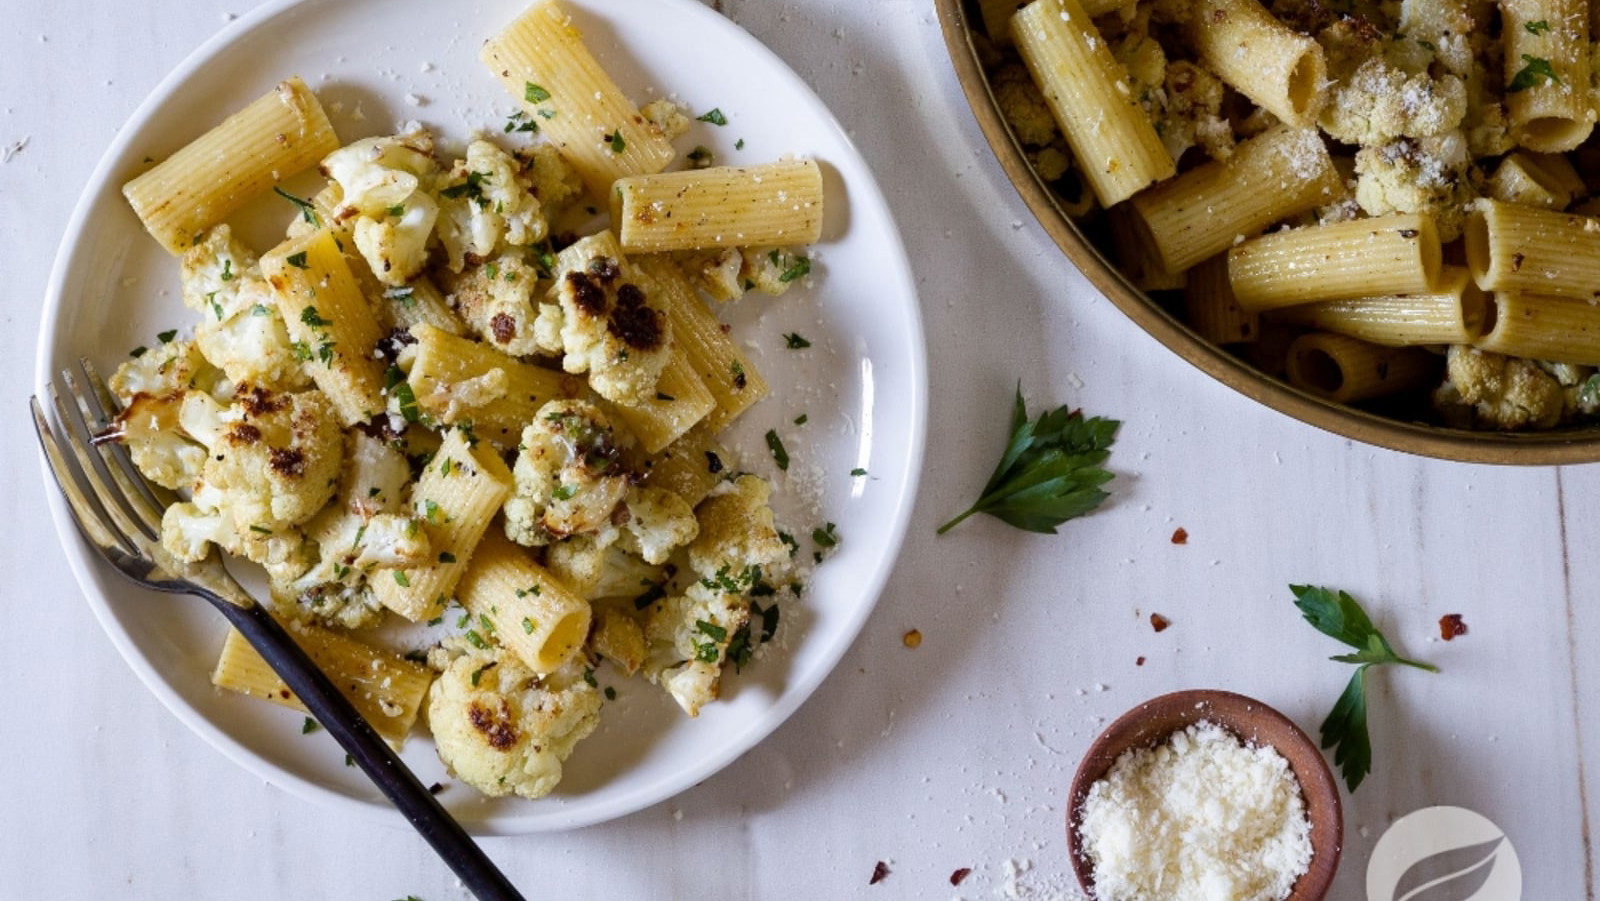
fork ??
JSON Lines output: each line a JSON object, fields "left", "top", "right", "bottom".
{"left": 33, "top": 359, "right": 527, "bottom": 901}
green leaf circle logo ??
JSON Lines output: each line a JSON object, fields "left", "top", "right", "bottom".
{"left": 1368, "top": 807, "right": 1522, "bottom": 901}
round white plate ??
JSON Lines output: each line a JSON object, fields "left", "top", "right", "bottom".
{"left": 36, "top": 0, "right": 925, "bottom": 833}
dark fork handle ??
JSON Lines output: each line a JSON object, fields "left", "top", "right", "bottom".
{"left": 207, "top": 592, "right": 527, "bottom": 901}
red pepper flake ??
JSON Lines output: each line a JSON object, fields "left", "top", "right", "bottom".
{"left": 950, "top": 867, "right": 972, "bottom": 886}
{"left": 1136, "top": 656, "right": 1146, "bottom": 666}
{"left": 1439, "top": 614, "right": 1468, "bottom": 641}
{"left": 869, "top": 861, "right": 890, "bottom": 885}
{"left": 1150, "top": 613, "right": 1171, "bottom": 632}
{"left": 1171, "top": 527, "right": 1188, "bottom": 545}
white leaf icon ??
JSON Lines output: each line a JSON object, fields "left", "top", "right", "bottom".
{"left": 1392, "top": 836, "right": 1504, "bottom": 901}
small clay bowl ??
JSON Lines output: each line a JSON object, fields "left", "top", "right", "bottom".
{"left": 1065, "top": 689, "right": 1342, "bottom": 901}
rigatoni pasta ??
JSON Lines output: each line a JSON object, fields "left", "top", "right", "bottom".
{"left": 1228, "top": 213, "right": 1443, "bottom": 311}
{"left": 1186, "top": 0, "right": 1327, "bottom": 127}
{"left": 1010, "top": 0, "right": 1174, "bottom": 207}
{"left": 1464, "top": 200, "right": 1600, "bottom": 300}
{"left": 123, "top": 78, "right": 339, "bottom": 254}
{"left": 1284, "top": 333, "right": 1442, "bottom": 404}
{"left": 1268, "top": 267, "right": 1487, "bottom": 347}
{"left": 612, "top": 161, "right": 824, "bottom": 253}
{"left": 457, "top": 530, "right": 592, "bottom": 674}
{"left": 480, "top": 0, "right": 675, "bottom": 197}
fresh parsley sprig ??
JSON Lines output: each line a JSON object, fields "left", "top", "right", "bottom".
{"left": 1291, "top": 584, "right": 1438, "bottom": 793}
{"left": 937, "top": 385, "right": 1118, "bottom": 535}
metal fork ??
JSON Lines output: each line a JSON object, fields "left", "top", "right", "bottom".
{"left": 32, "top": 359, "right": 527, "bottom": 901}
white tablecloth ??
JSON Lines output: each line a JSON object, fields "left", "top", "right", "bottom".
{"left": 4, "top": 0, "right": 1591, "bottom": 897}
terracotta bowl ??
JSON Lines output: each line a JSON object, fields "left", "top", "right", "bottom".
{"left": 934, "top": 0, "right": 1600, "bottom": 464}
{"left": 1065, "top": 690, "right": 1342, "bottom": 901}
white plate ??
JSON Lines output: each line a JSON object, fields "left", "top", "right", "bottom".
{"left": 35, "top": 0, "right": 925, "bottom": 833}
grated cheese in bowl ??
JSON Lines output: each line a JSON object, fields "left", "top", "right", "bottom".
{"left": 1077, "top": 720, "right": 1313, "bottom": 901}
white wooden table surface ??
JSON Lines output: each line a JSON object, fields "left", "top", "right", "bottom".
{"left": 3, "top": 1, "right": 1593, "bottom": 898}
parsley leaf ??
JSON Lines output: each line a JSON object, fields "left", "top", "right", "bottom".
{"left": 524, "top": 82, "right": 551, "bottom": 103}
{"left": 937, "top": 384, "right": 1119, "bottom": 534}
{"left": 1290, "top": 585, "right": 1438, "bottom": 792}
{"left": 1508, "top": 54, "right": 1560, "bottom": 92}
{"left": 1525, "top": 19, "right": 1551, "bottom": 35}
{"left": 765, "top": 429, "right": 789, "bottom": 471}
{"left": 605, "top": 129, "right": 626, "bottom": 153}
{"left": 696, "top": 108, "right": 728, "bottom": 126}
{"left": 273, "top": 186, "right": 320, "bottom": 226}
{"left": 784, "top": 332, "right": 811, "bottom": 349}
{"left": 285, "top": 251, "right": 309, "bottom": 269}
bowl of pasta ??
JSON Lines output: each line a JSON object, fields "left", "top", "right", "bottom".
{"left": 937, "top": 0, "right": 1600, "bottom": 463}
{"left": 38, "top": 0, "right": 926, "bottom": 833}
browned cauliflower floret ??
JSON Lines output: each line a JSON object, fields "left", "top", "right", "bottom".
{"left": 435, "top": 139, "right": 549, "bottom": 273}
{"left": 533, "top": 250, "right": 671, "bottom": 405}
{"left": 427, "top": 648, "right": 600, "bottom": 800}
{"left": 1322, "top": 56, "right": 1467, "bottom": 145}
{"left": 448, "top": 253, "right": 544, "bottom": 356}
{"left": 504, "top": 400, "right": 629, "bottom": 546}
{"left": 107, "top": 338, "right": 224, "bottom": 490}
{"left": 1160, "top": 61, "right": 1231, "bottom": 162}
{"left": 991, "top": 62, "right": 1058, "bottom": 147}
{"left": 1354, "top": 132, "right": 1478, "bottom": 240}
{"left": 1435, "top": 345, "right": 1565, "bottom": 429}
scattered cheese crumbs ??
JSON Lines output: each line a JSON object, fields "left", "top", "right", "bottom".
{"left": 1078, "top": 720, "right": 1312, "bottom": 901}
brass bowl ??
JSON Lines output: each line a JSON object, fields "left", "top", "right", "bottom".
{"left": 934, "top": 0, "right": 1600, "bottom": 464}
{"left": 1066, "top": 690, "right": 1342, "bottom": 901}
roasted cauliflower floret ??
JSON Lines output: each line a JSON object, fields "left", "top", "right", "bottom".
{"left": 547, "top": 532, "right": 670, "bottom": 601}
{"left": 1354, "top": 133, "right": 1478, "bottom": 241}
{"left": 275, "top": 433, "right": 429, "bottom": 628}
{"left": 107, "top": 339, "right": 222, "bottom": 491}
{"left": 321, "top": 129, "right": 441, "bottom": 286}
{"left": 1160, "top": 61, "right": 1231, "bottom": 162}
{"left": 427, "top": 649, "right": 600, "bottom": 800}
{"left": 436, "top": 139, "right": 548, "bottom": 273}
{"left": 515, "top": 144, "right": 585, "bottom": 220}
{"left": 1434, "top": 345, "right": 1565, "bottom": 429}
{"left": 686, "top": 474, "right": 791, "bottom": 584}
{"left": 535, "top": 255, "right": 671, "bottom": 405}
{"left": 615, "top": 486, "right": 698, "bottom": 565}
{"left": 158, "top": 386, "right": 344, "bottom": 573}
{"left": 1321, "top": 56, "right": 1467, "bottom": 146}
{"left": 641, "top": 98, "right": 692, "bottom": 141}
{"left": 991, "top": 62, "right": 1057, "bottom": 147}
{"left": 504, "top": 400, "right": 629, "bottom": 546}
{"left": 642, "top": 587, "right": 750, "bottom": 717}
{"left": 182, "top": 229, "right": 308, "bottom": 390}
{"left": 448, "top": 253, "right": 543, "bottom": 356}
{"left": 669, "top": 246, "right": 806, "bottom": 302}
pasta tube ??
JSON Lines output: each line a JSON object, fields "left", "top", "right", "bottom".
{"left": 123, "top": 78, "right": 339, "bottom": 254}
{"left": 1464, "top": 200, "right": 1600, "bottom": 300}
{"left": 372, "top": 428, "right": 514, "bottom": 622}
{"left": 457, "top": 530, "right": 592, "bottom": 674}
{"left": 211, "top": 625, "right": 433, "bottom": 744}
{"left": 634, "top": 255, "right": 769, "bottom": 432}
{"left": 1502, "top": 0, "right": 1593, "bottom": 152}
{"left": 1268, "top": 267, "right": 1487, "bottom": 347}
{"left": 481, "top": 0, "right": 675, "bottom": 197}
{"left": 1182, "top": 255, "right": 1257, "bottom": 345}
{"left": 612, "top": 161, "right": 824, "bottom": 253}
{"left": 1186, "top": 0, "right": 1327, "bottom": 127}
{"left": 636, "top": 423, "right": 730, "bottom": 508}
{"left": 1010, "top": 0, "right": 1175, "bottom": 207}
{"left": 1477, "top": 291, "right": 1600, "bottom": 366}
{"left": 1228, "top": 213, "right": 1443, "bottom": 311}
{"left": 405, "top": 322, "right": 574, "bottom": 447}
{"left": 1284, "top": 332, "right": 1441, "bottom": 404}
{"left": 1130, "top": 125, "right": 1340, "bottom": 275}
{"left": 260, "top": 228, "right": 388, "bottom": 426}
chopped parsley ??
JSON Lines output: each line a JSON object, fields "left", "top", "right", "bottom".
{"left": 273, "top": 186, "right": 320, "bottom": 225}
{"left": 392, "top": 380, "right": 421, "bottom": 423}
{"left": 583, "top": 666, "right": 598, "bottom": 688}
{"left": 129, "top": 346, "right": 147, "bottom": 358}
{"left": 604, "top": 686, "right": 617, "bottom": 701}
{"left": 813, "top": 522, "right": 839, "bottom": 548}
{"left": 393, "top": 571, "right": 411, "bottom": 587}
{"left": 285, "top": 251, "right": 309, "bottom": 269}
{"left": 157, "top": 329, "right": 177, "bottom": 344}
{"left": 778, "top": 255, "right": 811, "bottom": 283}
{"left": 219, "top": 258, "right": 234, "bottom": 281}
{"left": 440, "top": 171, "right": 488, "bottom": 201}
{"left": 765, "top": 429, "right": 790, "bottom": 471}
{"left": 384, "top": 285, "right": 416, "bottom": 306}
{"left": 438, "top": 551, "right": 457, "bottom": 564}
{"left": 794, "top": 414, "right": 808, "bottom": 426}
{"left": 696, "top": 108, "right": 728, "bottom": 126}
{"left": 851, "top": 467, "right": 868, "bottom": 477}
{"left": 302, "top": 717, "right": 319, "bottom": 734}
{"left": 504, "top": 110, "right": 539, "bottom": 134}
{"left": 552, "top": 483, "right": 577, "bottom": 501}
{"left": 464, "top": 630, "right": 489, "bottom": 650}
{"left": 605, "top": 129, "right": 626, "bottom": 153}
{"left": 784, "top": 332, "right": 811, "bottom": 349}
{"left": 524, "top": 82, "right": 551, "bottom": 103}
{"left": 522, "top": 617, "right": 536, "bottom": 634}
{"left": 735, "top": 138, "right": 745, "bottom": 150}
{"left": 300, "top": 306, "right": 332, "bottom": 328}
{"left": 1508, "top": 54, "right": 1560, "bottom": 92}
{"left": 1525, "top": 19, "right": 1551, "bottom": 35}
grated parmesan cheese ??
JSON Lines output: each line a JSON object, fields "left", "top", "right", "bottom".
{"left": 1077, "top": 720, "right": 1312, "bottom": 901}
